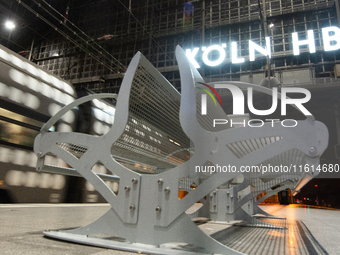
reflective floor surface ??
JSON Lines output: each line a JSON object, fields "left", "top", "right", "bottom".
{"left": 0, "top": 204, "right": 339, "bottom": 254}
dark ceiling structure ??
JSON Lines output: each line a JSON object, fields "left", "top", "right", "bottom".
{"left": 0, "top": 0, "right": 93, "bottom": 52}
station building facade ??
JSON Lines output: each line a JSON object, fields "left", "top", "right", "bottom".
{"left": 31, "top": 0, "right": 340, "bottom": 93}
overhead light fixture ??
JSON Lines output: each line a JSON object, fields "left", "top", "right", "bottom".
{"left": 269, "top": 23, "right": 274, "bottom": 29}
{"left": 5, "top": 20, "right": 15, "bottom": 30}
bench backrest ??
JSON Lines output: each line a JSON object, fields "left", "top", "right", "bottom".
{"left": 108, "top": 53, "right": 191, "bottom": 173}
{"left": 107, "top": 49, "right": 234, "bottom": 174}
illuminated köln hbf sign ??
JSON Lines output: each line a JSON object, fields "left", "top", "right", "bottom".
{"left": 186, "top": 26, "right": 340, "bottom": 68}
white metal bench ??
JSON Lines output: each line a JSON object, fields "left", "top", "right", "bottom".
{"left": 33, "top": 46, "right": 328, "bottom": 255}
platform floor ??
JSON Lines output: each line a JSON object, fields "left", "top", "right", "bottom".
{"left": 0, "top": 204, "right": 339, "bottom": 254}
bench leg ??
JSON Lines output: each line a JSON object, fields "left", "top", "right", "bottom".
{"left": 44, "top": 209, "right": 245, "bottom": 254}
{"left": 209, "top": 188, "right": 285, "bottom": 229}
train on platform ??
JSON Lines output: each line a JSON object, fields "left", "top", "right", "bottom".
{"left": 0, "top": 44, "right": 118, "bottom": 203}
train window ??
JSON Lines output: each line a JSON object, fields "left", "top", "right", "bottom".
{"left": 0, "top": 120, "right": 39, "bottom": 148}
{"left": 0, "top": 108, "right": 44, "bottom": 128}
{"left": 0, "top": 108, "right": 43, "bottom": 148}
{"left": 0, "top": 121, "right": 39, "bottom": 147}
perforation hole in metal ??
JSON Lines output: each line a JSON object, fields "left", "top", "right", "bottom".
{"left": 249, "top": 148, "right": 308, "bottom": 191}
{"left": 256, "top": 148, "right": 307, "bottom": 174}
{"left": 226, "top": 136, "right": 282, "bottom": 159}
{"left": 56, "top": 142, "right": 89, "bottom": 159}
{"left": 113, "top": 155, "right": 156, "bottom": 174}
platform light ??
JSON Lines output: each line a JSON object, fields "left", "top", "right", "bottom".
{"left": 5, "top": 20, "right": 15, "bottom": 30}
